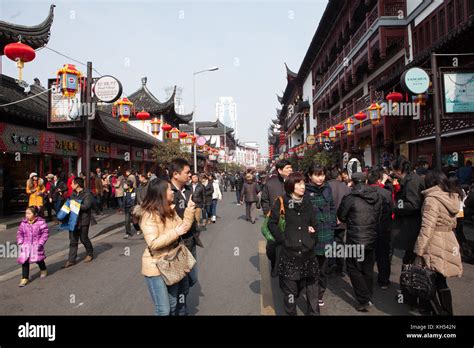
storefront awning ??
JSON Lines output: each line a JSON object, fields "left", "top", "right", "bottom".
{"left": 406, "top": 128, "right": 474, "bottom": 144}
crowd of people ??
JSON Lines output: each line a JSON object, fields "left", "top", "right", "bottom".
{"left": 262, "top": 157, "right": 473, "bottom": 316}
{"left": 15, "top": 154, "right": 474, "bottom": 317}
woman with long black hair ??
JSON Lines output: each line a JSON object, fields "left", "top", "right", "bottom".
{"left": 133, "top": 179, "right": 196, "bottom": 315}
{"left": 414, "top": 170, "right": 463, "bottom": 315}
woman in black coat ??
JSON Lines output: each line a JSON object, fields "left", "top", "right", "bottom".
{"left": 201, "top": 174, "right": 214, "bottom": 225}
{"left": 268, "top": 172, "right": 319, "bottom": 316}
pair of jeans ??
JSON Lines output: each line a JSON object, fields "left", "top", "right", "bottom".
{"left": 117, "top": 196, "right": 124, "bottom": 209}
{"left": 68, "top": 225, "right": 94, "bottom": 263}
{"left": 53, "top": 199, "right": 63, "bottom": 215}
{"left": 176, "top": 243, "right": 198, "bottom": 315}
{"left": 279, "top": 276, "right": 320, "bottom": 316}
{"left": 346, "top": 248, "right": 376, "bottom": 305}
{"left": 316, "top": 255, "right": 328, "bottom": 300}
{"left": 236, "top": 190, "right": 241, "bottom": 203}
{"left": 21, "top": 260, "right": 46, "bottom": 279}
{"left": 210, "top": 199, "right": 218, "bottom": 217}
{"left": 376, "top": 228, "right": 392, "bottom": 286}
{"left": 144, "top": 275, "right": 179, "bottom": 316}
{"left": 203, "top": 205, "right": 212, "bottom": 220}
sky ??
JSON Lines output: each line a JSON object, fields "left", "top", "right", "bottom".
{"left": 0, "top": 0, "right": 326, "bottom": 154}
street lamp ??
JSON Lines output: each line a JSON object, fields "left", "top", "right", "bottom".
{"left": 193, "top": 66, "right": 219, "bottom": 172}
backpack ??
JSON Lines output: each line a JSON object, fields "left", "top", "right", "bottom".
{"left": 261, "top": 196, "right": 286, "bottom": 241}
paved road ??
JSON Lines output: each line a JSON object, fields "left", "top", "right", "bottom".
{"left": 1, "top": 191, "right": 473, "bottom": 315}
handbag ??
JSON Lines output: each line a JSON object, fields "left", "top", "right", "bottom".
{"left": 400, "top": 261, "right": 437, "bottom": 301}
{"left": 261, "top": 196, "right": 286, "bottom": 242}
{"left": 149, "top": 242, "right": 196, "bottom": 286}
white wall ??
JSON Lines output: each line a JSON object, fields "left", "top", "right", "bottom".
{"left": 303, "top": 73, "right": 314, "bottom": 137}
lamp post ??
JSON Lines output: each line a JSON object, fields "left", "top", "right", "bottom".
{"left": 193, "top": 66, "right": 219, "bottom": 172}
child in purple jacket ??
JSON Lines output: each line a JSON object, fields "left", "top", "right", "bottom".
{"left": 17, "top": 206, "right": 49, "bottom": 287}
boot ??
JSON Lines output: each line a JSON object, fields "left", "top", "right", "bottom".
{"left": 437, "top": 288, "right": 453, "bottom": 316}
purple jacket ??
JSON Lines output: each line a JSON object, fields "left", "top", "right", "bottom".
{"left": 16, "top": 217, "right": 49, "bottom": 264}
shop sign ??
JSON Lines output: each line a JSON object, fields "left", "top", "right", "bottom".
{"left": 94, "top": 144, "right": 110, "bottom": 154}
{"left": 401, "top": 67, "right": 430, "bottom": 94}
{"left": 11, "top": 133, "right": 39, "bottom": 146}
{"left": 92, "top": 75, "right": 122, "bottom": 103}
{"left": 41, "top": 133, "right": 56, "bottom": 154}
{"left": 56, "top": 140, "right": 78, "bottom": 152}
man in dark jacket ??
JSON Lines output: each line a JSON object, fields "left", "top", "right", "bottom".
{"left": 123, "top": 180, "right": 136, "bottom": 239}
{"left": 457, "top": 160, "right": 473, "bottom": 186}
{"left": 337, "top": 172, "right": 382, "bottom": 312}
{"left": 169, "top": 158, "right": 201, "bottom": 315}
{"left": 261, "top": 159, "right": 293, "bottom": 277}
{"left": 191, "top": 173, "right": 206, "bottom": 227}
{"left": 368, "top": 170, "right": 394, "bottom": 289}
{"left": 63, "top": 177, "right": 94, "bottom": 268}
{"left": 235, "top": 172, "right": 244, "bottom": 205}
{"left": 326, "top": 168, "right": 351, "bottom": 275}
{"left": 136, "top": 173, "right": 149, "bottom": 205}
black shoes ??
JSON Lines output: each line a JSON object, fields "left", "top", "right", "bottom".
{"left": 355, "top": 301, "right": 373, "bottom": 312}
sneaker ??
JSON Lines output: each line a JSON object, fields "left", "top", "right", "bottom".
{"left": 123, "top": 234, "right": 129, "bottom": 239}
{"left": 356, "top": 301, "right": 373, "bottom": 312}
{"left": 380, "top": 284, "right": 389, "bottom": 290}
{"left": 18, "top": 278, "right": 28, "bottom": 287}
{"left": 318, "top": 299, "right": 325, "bottom": 307}
{"left": 84, "top": 255, "right": 94, "bottom": 263}
{"left": 40, "top": 270, "right": 48, "bottom": 278}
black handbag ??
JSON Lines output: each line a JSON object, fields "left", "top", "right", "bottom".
{"left": 400, "top": 262, "right": 437, "bottom": 301}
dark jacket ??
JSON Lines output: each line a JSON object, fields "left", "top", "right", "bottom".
{"left": 457, "top": 165, "right": 473, "bottom": 186}
{"left": 268, "top": 194, "right": 317, "bottom": 257}
{"left": 171, "top": 183, "right": 201, "bottom": 249}
{"left": 241, "top": 181, "right": 259, "bottom": 203}
{"left": 235, "top": 175, "right": 244, "bottom": 191}
{"left": 305, "top": 182, "right": 336, "bottom": 255}
{"left": 337, "top": 184, "right": 383, "bottom": 249}
{"left": 191, "top": 182, "right": 206, "bottom": 209}
{"left": 71, "top": 189, "right": 93, "bottom": 228}
{"left": 261, "top": 174, "right": 285, "bottom": 215}
{"left": 203, "top": 181, "right": 214, "bottom": 206}
{"left": 124, "top": 188, "right": 137, "bottom": 209}
{"left": 370, "top": 184, "right": 394, "bottom": 232}
{"left": 391, "top": 172, "right": 424, "bottom": 251}
{"left": 51, "top": 180, "right": 67, "bottom": 202}
{"left": 137, "top": 180, "right": 149, "bottom": 205}
{"left": 327, "top": 179, "right": 351, "bottom": 229}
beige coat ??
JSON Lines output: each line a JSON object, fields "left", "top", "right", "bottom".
{"left": 133, "top": 205, "right": 195, "bottom": 277}
{"left": 414, "top": 185, "right": 463, "bottom": 278}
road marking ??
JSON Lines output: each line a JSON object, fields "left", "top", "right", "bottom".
{"left": 259, "top": 240, "right": 275, "bottom": 315}
{"left": 0, "top": 226, "right": 125, "bottom": 283}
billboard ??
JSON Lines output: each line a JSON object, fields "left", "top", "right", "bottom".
{"left": 442, "top": 70, "right": 474, "bottom": 115}
{"left": 47, "top": 78, "right": 85, "bottom": 128}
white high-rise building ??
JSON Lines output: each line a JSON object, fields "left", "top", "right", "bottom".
{"left": 215, "top": 97, "right": 237, "bottom": 139}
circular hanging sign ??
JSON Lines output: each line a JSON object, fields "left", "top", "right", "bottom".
{"left": 306, "top": 135, "right": 316, "bottom": 145}
{"left": 93, "top": 75, "right": 122, "bottom": 103}
{"left": 400, "top": 67, "right": 430, "bottom": 94}
{"left": 196, "top": 136, "right": 207, "bottom": 146}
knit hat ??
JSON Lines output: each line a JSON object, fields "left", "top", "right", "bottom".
{"left": 29, "top": 172, "right": 38, "bottom": 179}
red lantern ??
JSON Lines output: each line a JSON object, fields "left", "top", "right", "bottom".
{"left": 335, "top": 124, "right": 345, "bottom": 132}
{"left": 354, "top": 111, "right": 367, "bottom": 127}
{"left": 136, "top": 110, "right": 151, "bottom": 121}
{"left": 4, "top": 41, "right": 36, "bottom": 81}
{"left": 386, "top": 91, "right": 403, "bottom": 103}
{"left": 322, "top": 130, "right": 330, "bottom": 138}
{"left": 179, "top": 132, "right": 188, "bottom": 139}
{"left": 161, "top": 123, "right": 172, "bottom": 132}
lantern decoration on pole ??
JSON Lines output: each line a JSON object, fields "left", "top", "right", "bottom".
{"left": 161, "top": 123, "right": 172, "bottom": 139}
{"left": 4, "top": 41, "right": 36, "bottom": 81}
{"left": 335, "top": 123, "right": 345, "bottom": 140}
{"left": 344, "top": 118, "right": 355, "bottom": 135}
{"left": 112, "top": 97, "right": 134, "bottom": 121}
{"left": 386, "top": 91, "right": 403, "bottom": 114}
{"left": 322, "top": 130, "right": 330, "bottom": 142}
{"left": 367, "top": 103, "right": 382, "bottom": 125}
{"left": 179, "top": 131, "right": 188, "bottom": 145}
{"left": 185, "top": 134, "right": 194, "bottom": 145}
{"left": 354, "top": 111, "right": 367, "bottom": 127}
{"left": 328, "top": 126, "right": 337, "bottom": 141}
{"left": 150, "top": 116, "right": 161, "bottom": 137}
{"left": 56, "top": 64, "right": 83, "bottom": 98}
{"left": 169, "top": 127, "right": 180, "bottom": 141}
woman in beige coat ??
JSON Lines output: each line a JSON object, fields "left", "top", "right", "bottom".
{"left": 133, "top": 179, "right": 195, "bottom": 316}
{"left": 414, "top": 169, "right": 463, "bottom": 315}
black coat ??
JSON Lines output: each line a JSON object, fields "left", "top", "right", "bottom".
{"left": 337, "top": 184, "right": 383, "bottom": 249}
{"left": 391, "top": 172, "right": 424, "bottom": 251}
{"left": 124, "top": 188, "right": 136, "bottom": 209}
{"left": 51, "top": 180, "right": 67, "bottom": 202}
{"left": 268, "top": 194, "right": 317, "bottom": 257}
{"left": 203, "top": 181, "right": 214, "bottom": 206}
{"left": 136, "top": 181, "right": 149, "bottom": 205}
{"left": 191, "top": 183, "right": 206, "bottom": 208}
{"left": 170, "top": 183, "right": 201, "bottom": 249}
{"left": 261, "top": 174, "right": 285, "bottom": 215}
{"left": 370, "top": 184, "right": 394, "bottom": 233}
{"left": 235, "top": 175, "right": 244, "bottom": 191}
{"left": 241, "top": 181, "right": 259, "bottom": 203}
{"left": 71, "top": 189, "right": 93, "bottom": 228}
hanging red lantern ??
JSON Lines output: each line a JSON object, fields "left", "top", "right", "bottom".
{"left": 4, "top": 41, "right": 36, "bottom": 81}
{"left": 161, "top": 123, "right": 172, "bottom": 132}
{"left": 150, "top": 116, "right": 161, "bottom": 136}
{"left": 354, "top": 111, "right": 367, "bottom": 127}
{"left": 386, "top": 91, "right": 403, "bottom": 103}
{"left": 322, "top": 130, "right": 330, "bottom": 138}
{"left": 136, "top": 110, "right": 151, "bottom": 121}
{"left": 56, "top": 64, "right": 83, "bottom": 98}
{"left": 179, "top": 132, "right": 188, "bottom": 139}
{"left": 335, "top": 124, "right": 345, "bottom": 132}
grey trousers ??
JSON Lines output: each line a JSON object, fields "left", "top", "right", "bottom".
{"left": 245, "top": 202, "right": 257, "bottom": 222}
